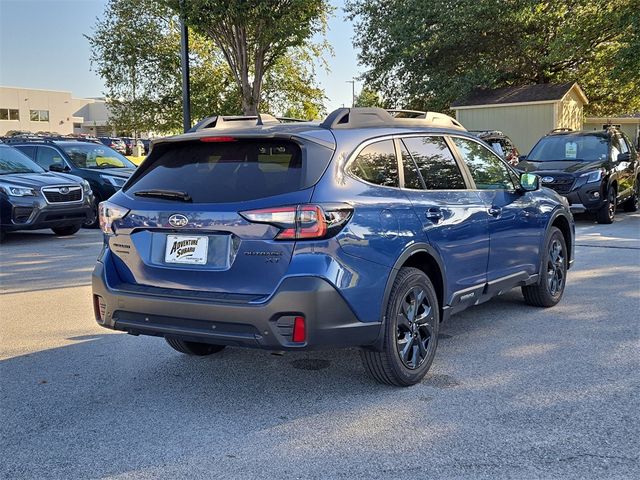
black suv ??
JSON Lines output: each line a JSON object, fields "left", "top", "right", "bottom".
{"left": 0, "top": 145, "right": 94, "bottom": 241}
{"left": 518, "top": 129, "right": 639, "bottom": 223}
{"left": 470, "top": 130, "right": 521, "bottom": 166}
{"left": 6, "top": 138, "right": 137, "bottom": 227}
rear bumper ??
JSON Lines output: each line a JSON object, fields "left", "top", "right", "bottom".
{"left": 92, "top": 260, "right": 381, "bottom": 350}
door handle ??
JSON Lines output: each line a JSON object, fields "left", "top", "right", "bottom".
{"left": 488, "top": 206, "right": 502, "bottom": 217}
{"left": 425, "top": 207, "right": 444, "bottom": 222}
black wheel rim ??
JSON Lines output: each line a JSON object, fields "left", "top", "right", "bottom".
{"left": 396, "top": 286, "right": 435, "bottom": 369}
{"left": 608, "top": 188, "right": 616, "bottom": 219}
{"left": 547, "top": 238, "right": 565, "bottom": 296}
{"left": 634, "top": 183, "right": 639, "bottom": 209}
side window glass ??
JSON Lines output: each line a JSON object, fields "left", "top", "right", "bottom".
{"left": 452, "top": 137, "right": 515, "bottom": 190}
{"left": 35, "top": 147, "right": 64, "bottom": 170}
{"left": 402, "top": 136, "right": 466, "bottom": 190}
{"left": 15, "top": 145, "right": 36, "bottom": 159}
{"left": 399, "top": 143, "right": 424, "bottom": 189}
{"left": 349, "top": 140, "right": 399, "bottom": 187}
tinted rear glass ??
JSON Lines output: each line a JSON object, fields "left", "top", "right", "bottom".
{"left": 126, "top": 139, "right": 331, "bottom": 203}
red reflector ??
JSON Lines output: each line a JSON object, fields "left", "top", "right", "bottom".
{"left": 93, "top": 294, "right": 106, "bottom": 323}
{"left": 200, "top": 136, "right": 236, "bottom": 142}
{"left": 292, "top": 316, "right": 306, "bottom": 343}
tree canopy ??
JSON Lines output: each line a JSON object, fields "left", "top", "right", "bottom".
{"left": 87, "top": 0, "right": 328, "bottom": 134}
{"left": 170, "top": 0, "right": 332, "bottom": 115}
{"left": 346, "top": 0, "right": 640, "bottom": 115}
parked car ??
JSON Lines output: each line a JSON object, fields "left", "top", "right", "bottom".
{"left": 92, "top": 107, "right": 574, "bottom": 386}
{"left": 470, "top": 130, "right": 521, "bottom": 166}
{"left": 121, "top": 137, "right": 144, "bottom": 156}
{"left": 0, "top": 145, "right": 94, "bottom": 241}
{"left": 141, "top": 138, "right": 151, "bottom": 155}
{"left": 517, "top": 128, "right": 639, "bottom": 223}
{"left": 98, "top": 137, "right": 127, "bottom": 155}
{"left": 6, "top": 138, "right": 137, "bottom": 228}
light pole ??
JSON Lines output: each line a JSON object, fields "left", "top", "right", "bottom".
{"left": 346, "top": 80, "right": 356, "bottom": 107}
{"left": 180, "top": 1, "right": 191, "bottom": 132}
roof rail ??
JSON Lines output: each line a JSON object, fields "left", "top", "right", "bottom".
{"left": 549, "top": 127, "right": 573, "bottom": 134}
{"left": 387, "top": 109, "right": 428, "bottom": 119}
{"left": 189, "top": 113, "right": 280, "bottom": 132}
{"left": 319, "top": 107, "right": 466, "bottom": 131}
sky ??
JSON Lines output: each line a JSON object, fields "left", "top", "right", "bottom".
{"left": 0, "top": 0, "right": 362, "bottom": 113}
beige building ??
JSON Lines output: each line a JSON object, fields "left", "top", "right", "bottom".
{"left": 0, "top": 86, "right": 114, "bottom": 136}
{"left": 451, "top": 82, "right": 589, "bottom": 153}
{"left": 584, "top": 114, "right": 640, "bottom": 148}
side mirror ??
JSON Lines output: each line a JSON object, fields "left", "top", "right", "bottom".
{"left": 518, "top": 154, "right": 527, "bottom": 162}
{"left": 49, "top": 163, "right": 68, "bottom": 172}
{"left": 617, "top": 152, "right": 630, "bottom": 162}
{"left": 520, "top": 172, "right": 540, "bottom": 192}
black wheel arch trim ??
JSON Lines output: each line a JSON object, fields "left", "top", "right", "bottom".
{"left": 543, "top": 207, "right": 574, "bottom": 271}
{"left": 376, "top": 243, "right": 447, "bottom": 331}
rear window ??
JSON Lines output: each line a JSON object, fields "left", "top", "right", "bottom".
{"left": 125, "top": 139, "right": 331, "bottom": 203}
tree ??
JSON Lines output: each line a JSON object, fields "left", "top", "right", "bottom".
{"left": 88, "top": 0, "right": 327, "bottom": 135}
{"left": 346, "top": 0, "right": 640, "bottom": 115}
{"left": 171, "top": 0, "right": 332, "bottom": 115}
{"left": 354, "top": 87, "right": 385, "bottom": 108}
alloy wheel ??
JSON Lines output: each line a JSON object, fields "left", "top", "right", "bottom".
{"left": 546, "top": 238, "right": 565, "bottom": 296}
{"left": 607, "top": 187, "right": 616, "bottom": 220}
{"left": 396, "top": 286, "right": 435, "bottom": 369}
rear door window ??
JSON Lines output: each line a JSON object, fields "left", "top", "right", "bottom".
{"left": 401, "top": 136, "right": 466, "bottom": 190}
{"left": 126, "top": 139, "right": 331, "bottom": 203}
{"left": 349, "top": 140, "right": 399, "bottom": 187}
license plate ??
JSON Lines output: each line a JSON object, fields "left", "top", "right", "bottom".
{"left": 165, "top": 235, "right": 209, "bottom": 265}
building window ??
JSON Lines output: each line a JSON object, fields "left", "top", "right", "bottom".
{"left": 30, "top": 110, "right": 50, "bottom": 122}
{"left": 0, "top": 108, "right": 20, "bottom": 120}
{"left": 73, "top": 123, "right": 82, "bottom": 129}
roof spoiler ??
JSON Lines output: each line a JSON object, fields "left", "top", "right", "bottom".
{"left": 319, "top": 107, "right": 466, "bottom": 130}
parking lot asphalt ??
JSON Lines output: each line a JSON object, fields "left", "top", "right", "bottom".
{"left": 1, "top": 213, "right": 639, "bottom": 479}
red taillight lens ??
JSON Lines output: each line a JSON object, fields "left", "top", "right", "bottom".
{"left": 200, "top": 136, "right": 237, "bottom": 142}
{"left": 292, "top": 316, "right": 306, "bottom": 342}
{"left": 239, "top": 204, "right": 352, "bottom": 240}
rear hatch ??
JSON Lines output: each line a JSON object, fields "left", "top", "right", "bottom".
{"left": 107, "top": 136, "right": 334, "bottom": 298}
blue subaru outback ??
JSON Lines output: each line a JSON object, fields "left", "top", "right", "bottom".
{"left": 92, "top": 108, "right": 574, "bottom": 386}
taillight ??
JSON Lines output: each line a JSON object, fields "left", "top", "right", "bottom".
{"left": 99, "top": 200, "right": 129, "bottom": 235}
{"left": 240, "top": 204, "right": 352, "bottom": 240}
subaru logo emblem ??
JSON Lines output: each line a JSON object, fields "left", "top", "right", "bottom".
{"left": 59, "top": 186, "right": 70, "bottom": 194}
{"left": 168, "top": 214, "right": 188, "bottom": 228}
{"left": 541, "top": 176, "right": 555, "bottom": 183}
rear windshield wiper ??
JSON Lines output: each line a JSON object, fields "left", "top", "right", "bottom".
{"left": 134, "top": 189, "right": 192, "bottom": 202}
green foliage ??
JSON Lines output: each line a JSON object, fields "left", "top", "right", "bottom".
{"left": 354, "top": 87, "right": 385, "bottom": 108}
{"left": 346, "top": 0, "right": 640, "bottom": 115}
{"left": 168, "top": 0, "right": 332, "bottom": 115}
{"left": 87, "top": 0, "right": 328, "bottom": 134}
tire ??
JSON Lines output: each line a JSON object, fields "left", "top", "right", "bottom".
{"left": 165, "top": 337, "right": 226, "bottom": 356}
{"left": 622, "top": 178, "right": 639, "bottom": 212}
{"left": 361, "top": 267, "right": 440, "bottom": 387}
{"left": 51, "top": 224, "right": 81, "bottom": 236}
{"left": 522, "top": 227, "right": 567, "bottom": 308}
{"left": 596, "top": 185, "right": 616, "bottom": 224}
{"left": 83, "top": 204, "right": 99, "bottom": 229}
